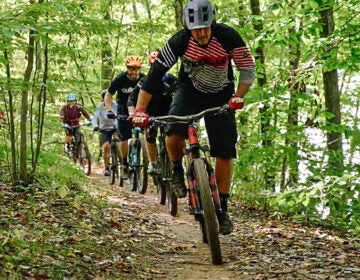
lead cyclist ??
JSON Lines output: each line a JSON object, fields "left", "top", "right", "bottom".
{"left": 131, "top": 0, "right": 255, "bottom": 235}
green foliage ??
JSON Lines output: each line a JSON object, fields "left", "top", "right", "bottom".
{"left": 1, "top": 0, "right": 360, "bottom": 238}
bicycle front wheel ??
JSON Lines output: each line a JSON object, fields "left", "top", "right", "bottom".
{"left": 137, "top": 137, "right": 148, "bottom": 194}
{"left": 109, "top": 143, "right": 120, "bottom": 185}
{"left": 128, "top": 140, "right": 137, "bottom": 191}
{"left": 165, "top": 153, "right": 177, "bottom": 216}
{"left": 78, "top": 141, "right": 91, "bottom": 176}
{"left": 156, "top": 150, "right": 166, "bottom": 205}
{"left": 193, "top": 158, "right": 222, "bottom": 265}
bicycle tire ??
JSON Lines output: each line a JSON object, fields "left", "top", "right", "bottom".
{"left": 109, "top": 142, "right": 120, "bottom": 185}
{"left": 128, "top": 140, "right": 137, "bottom": 192}
{"left": 193, "top": 158, "right": 222, "bottom": 265}
{"left": 78, "top": 141, "right": 91, "bottom": 176}
{"left": 166, "top": 154, "right": 177, "bottom": 216}
{"left": 156, "top": 152, "right": 166, "bottom": 205}
{"left": 137, "top": 137, "right": 149, "bottom": 194}
{"left": 183, "top": 154, "right": 194, "bottom": 215}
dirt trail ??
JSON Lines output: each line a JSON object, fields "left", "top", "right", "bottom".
{"left": 89, "top": 166, "right": 360, "bottom": 280}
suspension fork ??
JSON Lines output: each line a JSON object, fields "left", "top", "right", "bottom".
{"left": 186, "top": 124, "right": 221, "bottom": 213}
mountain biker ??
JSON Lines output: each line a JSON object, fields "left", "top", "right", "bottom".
{"left": 104, "top": 55, "right": 145, "bottom": 179}
{"left": 131, "top": 0, "right": 255, "bottom": 235}
{"left": 92, "top": 90, "right": 119, "bottom": 176}
{"left": 128, "top": 50, "right": 178, "bottom": 176}
{"left": 60, "top": 93, "right": 91, "bottom": 154}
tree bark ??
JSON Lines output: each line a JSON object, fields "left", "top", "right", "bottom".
{"left": 250, "top": 0, "right": 274, "bottom": 189}
{"left": 319, "top": 6, "right": 344, "bottom": 174}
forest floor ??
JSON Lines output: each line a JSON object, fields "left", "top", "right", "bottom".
{"left": 1, "top": 163, "right": 360, "bottom": 279}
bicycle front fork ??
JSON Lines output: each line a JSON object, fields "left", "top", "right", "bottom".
{"left": 186, "top": 159, "right": 222, "bottom": 220}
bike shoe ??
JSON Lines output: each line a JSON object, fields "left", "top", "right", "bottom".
{"left": 148, "top": 163, "right": 158, "bottom": 176}
{"left": 104, "top": 167, "right": 111, "bottom": 177}
{"left": 121, "top": 164, "right": 129, "bottom": 180}
{"left": 217, "top": 212, "right": 234, "bottom": 235}
{"left": 171, "top": 168, "right": 187, "bottom": 198}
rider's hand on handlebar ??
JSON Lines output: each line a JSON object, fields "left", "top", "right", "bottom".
{"left": 228, "top": 96, "right": 244, "bottom": 110}
{"left": 106, "top": 110, "right": 116, "bottom": 119}
{"left": 130, "top": 109, "right": 149, "bottom": 128}
{"left": 93, "top": 126, "right": 99, "bottom": 132}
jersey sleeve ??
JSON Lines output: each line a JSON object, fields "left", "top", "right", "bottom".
{"left": 213, "top": 24, "right": 255, "bottom": 70}
{"left": 108, "top": 73, "right": 124, "bottom": 95}
{"left": 142, "top": 30, "right": 189, "bottom": 97}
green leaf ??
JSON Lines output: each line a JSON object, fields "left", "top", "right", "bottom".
{"left": 57, "top": 185, "right": 69, "bottom": 198}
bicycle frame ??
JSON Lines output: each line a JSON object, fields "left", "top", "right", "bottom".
{"left": 185, "top": 124, "right": 222, "bottom": 219}
{"left": 98, "top": 128, "right": 121, "bottom": 185}
{"left": 63, "top": 123, "right": 91, "bottom": 175}
{"left": 128, "top": 126, "right": 148, "bottom": 194}
{"left": 149, "top": 105, "right": 229, "bottom": 265}
{"left": 149, "top": 123, "right": 177, "bottom": 216}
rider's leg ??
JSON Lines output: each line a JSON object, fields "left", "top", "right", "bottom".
{"left": 166, "top": 134, "right": 187, "bottom": 198}
{"left": 103, "top": 141, "right": 110, "bottom": 170}
{"left": 214, "top": 157, "right": 234, "bottom": 235}
{"left": 215, "top": 158, "right": 232, "bottom": 195}
{"left": 119, "top": 140, "right": 128, "bottom": 164}
{"left": 215, "top": 157, "right": 232, "bottom": 212}
{"left": 166, "top": 134, "right": 185, "bottom": 161}
{"left": 146, "top": 126, "right": 158, "bottom": 175}
{"left": 147, "top": 142, "right": 158, "bottom": 175}
{"left": 65, "top": 135, "right": 72, "bottom": 144}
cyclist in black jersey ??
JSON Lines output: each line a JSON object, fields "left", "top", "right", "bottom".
{"left": 131, "top": 0, "right": 255, "bottom": 235}
{"left": 128, "top": 50, "right": 178, "bottom": 176}
{"left": 104, "top": 55, "right": 145, "bottom": 180}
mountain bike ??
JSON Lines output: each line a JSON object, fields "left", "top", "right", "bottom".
{"left": 63, "top": 123, "right": 92, "bottom": 176}
{"left": 148, "top": 105, "right": 229, "bottom": 265}
{"left": 148, "top": 123, "right": 177, "bottom": 216}
{"left": 127, "top": 126, "right": 149, "bottom": 194}
{"left": 98, "top": 128, "right": 122, "bottom": 185}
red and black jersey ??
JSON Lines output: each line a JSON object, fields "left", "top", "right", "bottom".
{"left": 142, "top": 23, "right": 254, "bottom": 96}
{"left": 60, "top": 104, "right": 90, "bottom": 126}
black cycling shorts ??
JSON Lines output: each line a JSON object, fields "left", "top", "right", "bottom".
{"left": 118, "top": 119, "right": 132, "bottom": 141}
{"left": 167, "top": 82, "right": 238, "bottom": 159}
{"left": 101, "top": 130, "right": 119, "bottom": 145}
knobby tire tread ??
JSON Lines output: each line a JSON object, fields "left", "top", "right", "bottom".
{"left": 129, "top": 140, "right": 137, "bottom": 192}
{"left": 166, "top": 154, "right": 177, "bottom": 216}
{"left": 193, "top": 159, "right": 222, "bottom": 265}
{"left": 78, "top": 141, "right": 91, "bottom": 176}
{"left": 137, "top": 137, "right": 148, "bottom": 194}
{"left": 156, "top": 143, "right": 167, "bottom": 205}
{"left": 110, "top": 143, "right": 120, "bottom": 185}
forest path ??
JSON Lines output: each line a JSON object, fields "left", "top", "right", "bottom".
{"left": 88, "top": 165, "right": 360, "bottom": 280}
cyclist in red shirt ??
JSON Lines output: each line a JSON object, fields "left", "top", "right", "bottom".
{"left": 60, "top": 93, "right": 91, "bottom": 154}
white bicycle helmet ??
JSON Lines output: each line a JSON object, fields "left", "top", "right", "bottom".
{"left": 67, "top": 93, "right": 77, "bottom": 101}
{"left": 183, "top": 0, "right": 215, "bottom": 30}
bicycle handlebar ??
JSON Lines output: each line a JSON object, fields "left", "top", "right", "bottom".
{"left": 62, "top": 122, "right": 91, "bottom": 129}
{"left": 148, "top": 104, "right": 229, "bottom": 124}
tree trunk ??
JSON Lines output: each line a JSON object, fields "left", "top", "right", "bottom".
{"left": 3, "top": 48, "right": 18, "bottom": 184}
{"left": 280, "top": 4, "right": 303, "bottom": 189}
{"left": 20, "top": 29, "right": 36, "bottom": 185}
{"left": 174, "top": 0, "right": 184, "bottom": 31}
{"left": 319, "top": 6, "right": 344, "bottom": 174}
{"left": 101, "top": 11, "right": 113, "bottom": 90}
{"left": 250, "top": 0, "right": 274, "bottom": 189}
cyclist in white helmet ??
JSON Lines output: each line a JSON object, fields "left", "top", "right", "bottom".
{"left": 60, "top": 93, "right": 91, "bottom": 154}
